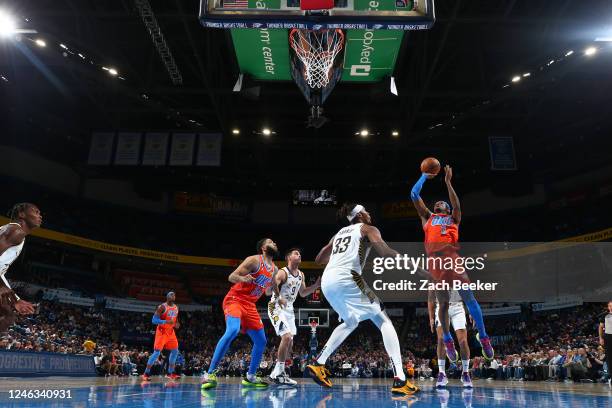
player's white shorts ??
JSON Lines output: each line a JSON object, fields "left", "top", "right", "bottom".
{"left": 321, "top": 269, "right": 382, "bottom": 327}
{"left": 268, "top": 302, "right": 297, "bottom": 336}
{"left": 435, "top": 302, "right": 467, "bottom": 331}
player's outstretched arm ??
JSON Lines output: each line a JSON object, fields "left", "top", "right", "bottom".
{"left": 228, "top": 255, "right": 258, "bottom": 284}
{"left": 299, "top": 272, "right": 321, "bottom": 297}
{"left": 410, "top": 173, "right": 433, "bottom": 226}
{"left": 315, "top": 237, "right": 334, "bottom": 265}
{"left": 444, "top": 165, "right": 461, "bottom": 224}
{"left": 363, "top": 225, "right": 399, "bottom": 258}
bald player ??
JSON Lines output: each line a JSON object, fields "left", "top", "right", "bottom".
{"left": 142, "top": 291, "right": 180, "bottom": 381}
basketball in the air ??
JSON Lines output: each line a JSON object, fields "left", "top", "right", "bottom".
{"left": 420, "top": 157, "right": 441, "bottom": 175}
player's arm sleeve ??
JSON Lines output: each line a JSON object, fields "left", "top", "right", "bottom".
{"left": 152, "top": 305, "right": 166, "bottom": 324}
{"left": 410, "top": 173, "right": 427, "bottom": 200}
{"left": 410, "top": 174, "right": 433, "bottom": 221}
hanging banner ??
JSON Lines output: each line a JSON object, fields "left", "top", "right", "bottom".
{"left": 114, "top": 132, "right": 141, "bottom": 165}
{"left": 142, "top": 133, "right": 169, "bottom": 166}
{"left": 489, "top": 136, "right": 517, "bottom": 171}
{"left": 197, "top": 133, "right": 223, "bottom": 166}
{"left": 87, "top": 132, "right": 114, "bottom": 165}
{"left": 169, "top": 133, "right": 196, "bottom": 166}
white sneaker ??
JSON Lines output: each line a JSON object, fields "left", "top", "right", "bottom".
{"left": 274, "top": 373, "right": 297, "bottom": 386}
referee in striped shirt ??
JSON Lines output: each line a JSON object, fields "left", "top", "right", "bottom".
{"left": 599, "top": 301, "right": 612, "bottom": 386}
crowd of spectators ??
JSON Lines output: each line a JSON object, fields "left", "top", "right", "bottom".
{"left": 0, "top": 300, "right": 607, "bottom": 383}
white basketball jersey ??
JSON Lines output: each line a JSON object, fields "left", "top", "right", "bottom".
{"left": 324, "top": 223, "right": 370, "bottom": 276}
{"left": 271, "top": 267, "right": 303, "bottom": 310}
{"left": 0, "top": 223, "right": 25, "bottom": 282}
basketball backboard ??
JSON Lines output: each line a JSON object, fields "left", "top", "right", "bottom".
{"left": 200, "top": 0, "right": 435, "bottom": 30}
{"left": 298, "top": 308, "right": 330, "bottom": 327}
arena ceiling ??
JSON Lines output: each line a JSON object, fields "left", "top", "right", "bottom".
{"left": 1, "top": 0, "right": 612, "bottom": 193}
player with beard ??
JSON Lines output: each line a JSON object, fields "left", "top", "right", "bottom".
{"left": 410, "top": 165, "right": 494, "bottom": 365}
{"left": 306, "top": 203, "right": 419, "bottom": 395}
{"left": 202, "top": 238, "right": 278, "bottom": 389}
{"left": 0, "top": 203, "right": 40, "bottom": 332}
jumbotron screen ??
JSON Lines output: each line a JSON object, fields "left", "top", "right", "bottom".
{"left": 292, "top": 189, "right": 337, "bottom": 206}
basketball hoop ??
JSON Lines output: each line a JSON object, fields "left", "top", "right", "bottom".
{"left": 289, "top": 28, "right": 345, "bottom": 89}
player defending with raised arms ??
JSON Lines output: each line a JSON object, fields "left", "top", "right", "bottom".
{"left": 306, "top": 203, "right": 419, "bottom": 395}
{"left": 268, "top": 248, "right": 321, "bottom": 385}
{"left": 142, "top": 291, "right": 180, "bottom": 381}
{"left": 201, "top": 238, "right": 278, "bottom": 389}
{"left": 0, "top": 203, "right": 40, "bottom": 332}
{"left": 411, "top": 165, "right": 494, "bottom": 362}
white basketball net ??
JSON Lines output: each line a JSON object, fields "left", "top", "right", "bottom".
{"left": 289, "top": 29, "right": 345, "bottom": 89}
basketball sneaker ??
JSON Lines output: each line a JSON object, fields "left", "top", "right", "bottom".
{"left": 391, "top": 378, "right": 419, "bottom": 395}
{"left": 141, "top": 373, "right": 151, "bottom": 381}
{"left": 273, "top": 373, "right": 297, "bottom": 386}
{"left": 307, "top": 363, "right": 332, "bottom": 388}
{"left": 201, "top": 371, "right": 218, "bottom": 390}
{"left": 436, "top": 372, "right": 448, "bottom": 388}
{"left": 242, "top": 375, "right": 269, "bottom": 388}
{"left": 461, "top": 372, "right": 473, "bottom": 388}
{"left": 444, "top": 339, "right": 459, "bottom": 362}
{"left": 476, "top": 333, "right": 495, "bottom": 361}
{"left": 166, "top": 373, "right": 181, "bottom": 380}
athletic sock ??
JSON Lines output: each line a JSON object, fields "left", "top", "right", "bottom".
{"left": 316, "top": 322, "right": 355, "bottom": 365}
{"left": 462, "top": 360, "right": 470, "bottom": 372}
{"left": 438, "top": 359, "right": 446, "bottom": 374}
{"left": 379, "top": 319, "right": 406, "bottom": 381}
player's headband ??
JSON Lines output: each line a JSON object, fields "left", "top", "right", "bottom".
{"left": 347, "top": 204, "right": 365, "bottom": 221}
{"left": 437, "top": 201, "right": 451, "bottom": 211}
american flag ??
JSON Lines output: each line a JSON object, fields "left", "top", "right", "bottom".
{"left": 223, "top": 0, "right": 249, "bottom": 8}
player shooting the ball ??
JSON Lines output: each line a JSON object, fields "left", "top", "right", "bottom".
{"left": 410, "top": 160, "right": 494, "bottom": 365}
